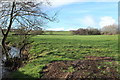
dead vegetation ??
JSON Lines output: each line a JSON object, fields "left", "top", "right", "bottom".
{"left": 41, "top": 56, "right": 119, "bottom": 80}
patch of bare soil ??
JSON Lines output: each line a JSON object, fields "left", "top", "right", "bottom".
{"left": 40, "top": 56, "right": 120, "bottom": 80}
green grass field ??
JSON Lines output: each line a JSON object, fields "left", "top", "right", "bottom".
{"left": 44, "top": 31, "right": 71, "bottom": 35}
{"left": 9, "top": 35, "right": 119, "bottom": 78}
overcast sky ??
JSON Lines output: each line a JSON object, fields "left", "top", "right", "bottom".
{"left": 42, "top": 0, "right": 118, "bottom": 31}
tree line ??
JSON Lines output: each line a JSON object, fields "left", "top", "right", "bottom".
{"left": 72, "top": 24, "right": 118, "bottom": 35}
{"left": 9, "top": 24, "right": 119, "bottom": 35}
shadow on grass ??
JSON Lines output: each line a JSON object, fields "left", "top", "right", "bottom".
{"left": 2, "top": 70, "right": 39, "bottom": 80}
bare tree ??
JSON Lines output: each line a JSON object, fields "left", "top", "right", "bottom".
{"left": 101, "top": 24, "right": 118, "bottom": 35}
{"left": 0, "top": 1, "right": 56, "bottom": 60}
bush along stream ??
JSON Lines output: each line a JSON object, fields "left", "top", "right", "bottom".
{"left": 1, "top": 43, "right": 30, "bottom": 79}
{"left": 1, "top": 46, "right": 20, "bottom": 78}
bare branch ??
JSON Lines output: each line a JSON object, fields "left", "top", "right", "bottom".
{"left": 14, "top": 17, "right": 27, "bottom": 27}
{"left": 0, "top": 27, "right": 5, "bottom": 36}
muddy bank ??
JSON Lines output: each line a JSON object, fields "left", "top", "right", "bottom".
{"left": 41, "top": 57, "right": 119, "bottom": 80}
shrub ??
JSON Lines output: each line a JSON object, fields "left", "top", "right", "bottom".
{"left": 72, "top": 28, "right": 101, "bottom": 35}
{"left": 31, "top": 30, "right": 44, "bottom": 35}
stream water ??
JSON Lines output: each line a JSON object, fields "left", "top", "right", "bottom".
{"left": 0, "top": 46, "right": 2, "bottom": 79}
{"left": 0, "top": 46, "right": 20, "bottom": 79}
{"left": 8, "top": 47, "right": 20, "bottom": 58}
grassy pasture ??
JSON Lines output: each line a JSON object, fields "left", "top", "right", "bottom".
{"left": 9, "top": 34, "right": 119, "bottom": 78}
{"left": 43, "top": 31, "right": 71, "bottom": 35}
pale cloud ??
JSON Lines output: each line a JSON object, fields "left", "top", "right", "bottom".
{"left": 80, "top": 16, "right": 97, "bottom": 27}
{"left": 48, "top": 0, "right": 119, "bottom": 7}
{"left": 99, "top": 16, "right": 116, "bottom": 28}
{"left": 65, "top": 28, "right": 78, "bottom": 31}
{"left": 47, "top": 28, "right": 65, "bottom": 31}
{"left": 2, "top": 0, "right": 118, "bottom": 3}
{"left": 82, "top": 0, "right": 119, "bottom": 2}
{"left": 47, "top": 28, "right": 78, "bottom": 31}
{"left": 50, "top": 0, "right": 82, "bottom": 7}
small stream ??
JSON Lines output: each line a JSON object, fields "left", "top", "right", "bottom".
{"left": 1, "top": 46, "right": 20, "bottom": 79}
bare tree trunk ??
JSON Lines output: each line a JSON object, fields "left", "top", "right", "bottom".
{"left": 2, "top": 35, "right": 9, "bottom": 59}
{"left": 2, "top": 2, "right": 15, "bottom": 60}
